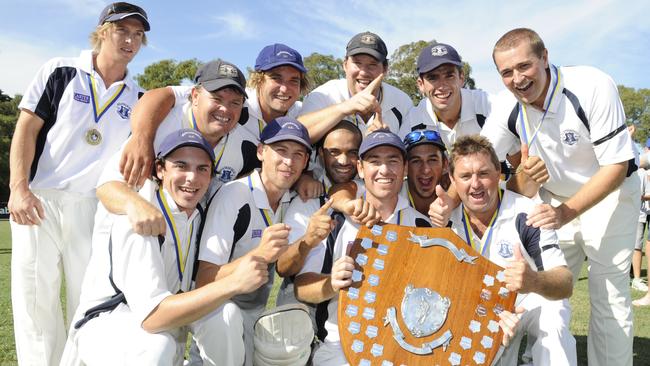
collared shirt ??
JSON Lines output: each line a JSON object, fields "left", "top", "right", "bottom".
{"left": 74, "top": 181, "right": 200, "bottom": 329}
{"left": 482, "top": 64, "right": 636, "bottom": 198}
{"left": 299, "top": 79, "right": 413, "bottom": 136}
{"left": 298, "top": 194, "right": 431, "bottom": 344}
{"left": 399, "top": 88, "right": 493, "bottom": 147}
{"left": 449, "top": 189, "right": 566, "bottom": 272}
{"left": 199, "top": 169, "right": 292, "bottom": 311}
{"left": 19, "top": 50, "right": 144, "bottom": 196}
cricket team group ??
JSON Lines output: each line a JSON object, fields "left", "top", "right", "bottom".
{"left": 8, "top": 2, "right": 642, "bottom": 365}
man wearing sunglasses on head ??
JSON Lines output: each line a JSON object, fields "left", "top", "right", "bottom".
{"left": 8, "top": 3, "right": 149, "bottom": 364}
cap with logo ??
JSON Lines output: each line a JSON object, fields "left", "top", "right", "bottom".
{"left": 156, "top": 129, "right": 216, "bottom": 167}
{"left": 255, "top": 43, "right": 307, "bottom": 73}
{"left": 359, "top": 129, "right": 406, "bottom": 158}
{"left": 346, "top": 31, "right": 388, "bottom": 63}
{"left": 98, "top": 2, "right": 150, "bottom": 31}
{"left": 260, "top": 116, "right": 312, "bottom": 152}
{"left": 194, "top": 59, "right": 248, "bottom": 98}
{"left": 416, "top": 43, "right": 463, "bottom": 75}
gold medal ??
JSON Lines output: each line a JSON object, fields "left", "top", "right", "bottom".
{"left": 85, "top": 128, "right": 102, "bottom": 145}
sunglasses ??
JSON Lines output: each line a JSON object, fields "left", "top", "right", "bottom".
{"left": 107, "top": 2, "right": 147, "bottom": 18}
{"left": 404, "top": 130, "right": 444, "bottom": 148}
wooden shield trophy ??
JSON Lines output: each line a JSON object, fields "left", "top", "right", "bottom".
{"left": 338, "top": 224, "right": 516, "bottom": 365}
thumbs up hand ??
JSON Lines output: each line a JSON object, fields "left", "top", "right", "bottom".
{"left": 504, "top": 244, "right": 537, "bottom": 294}
{"left": 428, "top": 185, "right": 454, "bottom": 227}
{"left": 517, "top": 142, "right": 549, "bottom": 184}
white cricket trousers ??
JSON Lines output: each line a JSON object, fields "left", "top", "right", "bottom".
{"left": 11, "top": 189, "right": 97, "bottom": 365}
{"left": 540, "top": 173, "right": 640, "bottom": 366}
{"left": 60, "top": 301, "right": 246, "bottom": 366}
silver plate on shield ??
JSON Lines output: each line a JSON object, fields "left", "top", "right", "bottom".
{"left": 401, "top": 284, "right": 450, "bottom": 338}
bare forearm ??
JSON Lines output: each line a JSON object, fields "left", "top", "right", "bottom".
{"left": 97, "top": 181, "right": 145, "bottom": 214}
{"left": 294, "top": 273, "right": 336, "bottom": 304}
{"left": 130, "top": 87, "right": 175, "bottom": 139}
{"left": 142, "top": 278, "right": 240, "bottom": 333}
{"left": 507, "top": 172, "right": 540, "bottom": 198}
{"left": 277, "top": 240, "right": 314, "bottom": 277}
{"left": 195, "top": 259, "right": 246, "bottom": 288}
{"left": 9, "top": 111, "right": 42, "bottom": 191}
{"left": 530, "top": 266, "right": 573, "bottom": 300}
{"left": 298, "top": 103, "right": 349, "bottom": 143}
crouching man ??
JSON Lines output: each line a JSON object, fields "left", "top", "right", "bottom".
{"left": 62, "top": 129, "right": 267, "bottom": 365}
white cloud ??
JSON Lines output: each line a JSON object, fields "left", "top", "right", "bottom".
{"left": 0, "top": 35, "right": 81, "bottom": 96}
{"left": 204, "top": 12, "right": 259, "bottom": 40}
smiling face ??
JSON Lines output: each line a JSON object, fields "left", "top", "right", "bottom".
{"left": 257, "top": 140, "right": 309, "bottom": 193}
{"left": 343, "top": 54, "right": 387, "bottom": 96}
{"left": 320, "top": 127, "right": 361, "bottom": 184}
{"left": 358, "top": 145, "right": 406, "bottom": 200}
{"left": 257, "top": 65, "right": 302, "bottom": 120}
{"left": 418, "top": 64, "right": 464, "bottom": 118}
{"left": 191, "top": 86, "right": 244, "bottom": 146}
{"left": 98, "top": 18, "right": 145, "bottom": 64}
{"left": 450, "top": 152, "right": 501, "bottom": 221}
{"left": 494, "top": 42, "right": 550, "bottom": 109}
{"left": 156, "top": 146, "right": 212, "bottom": 216}
{"left": 407, "top": 144, "right": 446, "bottom": 200}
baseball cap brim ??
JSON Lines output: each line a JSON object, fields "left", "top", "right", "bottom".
{"left": 103, "top": 13, "right": 150, "bottom": 31}
{"left": 256, "top": 60, "right": 307, "bottom": 73}
{"left": 360, "top": 142, "right": 406, "bottom": 159}
{"left": 200, "top": 79, "right": 248, "bottom": 98}
{"left": 347, "top": 48, "right": 386, "bottom": 62}
{"left": 418, "top": 59, "right": 463, "bottom": 75}
{"left": 263, "top": 135, "right": 312, "bottom": 152}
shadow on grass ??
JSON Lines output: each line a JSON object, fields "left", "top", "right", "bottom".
{"left": 0, "top": 248, "right": 10, "bottom": 255}
{"left": 573, "top": 335, "right": 650, "bottom": 365}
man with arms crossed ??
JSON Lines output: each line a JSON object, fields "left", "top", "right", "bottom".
{"left": 197, "top": 117, "right": 311, "bottom": 365}
{"left": 447, "top": 135, "right": 575, "bottom": 365}
{"left": 483, "top": 28, "right": 640, "bottom": 366}
{"left": 8, "top": 3, "right": 149, "bottom": 363}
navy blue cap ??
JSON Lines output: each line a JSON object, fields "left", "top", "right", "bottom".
{"left": 260, "top": 117, "right": 312, "bottom": 152}
{"left": 359, "top": 129, "right": 406, "bottom": 158}
{"left": 194, "top": 59, "right": 248, "bottom": 98}
{"left": 156, "top": 129, "right": 215, "bottom": 165}
{"left": 417, "top": 43, "right": 463, "bottom": 75}
{"left": 255, "top": 43, "right": 307, "bottom": 73}
{"left": 98, "top": 2, "right": 150, "bottom": 31}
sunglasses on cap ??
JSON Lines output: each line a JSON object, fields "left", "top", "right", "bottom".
{"left": 106, "top": 2, "right": 147, "bottom": 17}
{"left": 404, "top": 130, "right": 444, "bottom": 149}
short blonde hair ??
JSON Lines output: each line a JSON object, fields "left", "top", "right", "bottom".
{"left": 493, "top": 28, "right": 545, "bottom": 62}
{"left": 247, "top": 70, "right": 310, "bottom": 95}
{"left": 449, "top": 135, "right": 501, "bottom": 175}
{"left": 89, "top": 22, "right": 148, "bottom": 53}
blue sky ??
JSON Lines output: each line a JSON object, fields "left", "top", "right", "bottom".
{"left": 2, "top": 0, "right": 649, "bottom": 97}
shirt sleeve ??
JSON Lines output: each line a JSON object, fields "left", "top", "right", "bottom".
{"left": 481, "top": 93, "right": 521, "bottom": 161}
{"left": 199, "top": 185, "right": 240, "bottom": 265}
{"left": 284, "top": 198, "right": 319, "bottom": 244}
{"left": 19, "top": 57, "right": 64, "bottom": 121}
{"left": 298, "top": 84, "right": 337, "bottom": 117}
{"left": 169, "top": 85, "right": 192, "bottom": 108}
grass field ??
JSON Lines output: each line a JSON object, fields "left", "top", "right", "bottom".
{"left": 2, "top": 220, "right": 650, "bottom": 365}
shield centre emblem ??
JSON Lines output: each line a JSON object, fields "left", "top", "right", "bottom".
{"left": 401, "top": 284, "right": 450, "bottom": 338}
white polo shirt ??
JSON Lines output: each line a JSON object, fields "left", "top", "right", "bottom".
{"left": 449, "top": 189, "right": 566, "bottom": 272}
{"left": 199, "top": 169, "right": 292, "bottom": 311}
{"left": 97, "top": 98, "right": 257, "bottom": 202}
{"left": 482, "top": 64, "right": 636, "bottom": 198}
{"left": 171, "top": 85, "right": 302, "bottom": 142}
{"left": 298, "top": 194, "right": 431, "bottom": 344}
{"left": 73, "top": 181, "right": 200, "bottom": 331}
{"left": 398, "top": 88, "right": 492, "bottom": 146}
{"left": 19, "top": 50, "right": 143, "bottom": 196}
{"left": 299, "top": 79, "right": 413, "bottom": 136}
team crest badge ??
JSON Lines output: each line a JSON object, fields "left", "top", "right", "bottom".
{"left": 561, "top": 130, "right": 579, "bottom": 145}
{"left": 116, "top": 102, "right": 131, "bottom": 119}
{"left": 497, "top": 241, "right": 513, "bottom": 258}
{"left": 360, "top": 34, "right": 377, "bottom": 45}
{"left": 431, "top": 45, "right": 448, "bottom": 57}
{"left": 219, "top": 64, "right": 238, "bottom": 78}
{"left": 218, "top": 166, "right": 236, "bottom": 183}
{"left": 339, "top": 225, "right": 516, "bottom": 365}
{"left": 252, "top": 229, "right": 263, "bottom": 239}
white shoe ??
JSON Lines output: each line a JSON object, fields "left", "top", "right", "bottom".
{"left": 632, "top": 278, "right": 648, "bottom": 292}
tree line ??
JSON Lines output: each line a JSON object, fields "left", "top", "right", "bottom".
{"left": 1, "top": 41, "right": 649, "bottom": 201}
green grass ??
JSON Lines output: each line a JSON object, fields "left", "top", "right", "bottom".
{"left": 2, "top": 220, "right": 650, "bottom": 365}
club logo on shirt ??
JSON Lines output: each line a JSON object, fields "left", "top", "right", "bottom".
{"left": 252, "top": 229, "right": 263, "bottom": 238}
{"left": 497, "top": 241, "right": 514, "bottom": 258}
{"left": 561, "top": 130, "right": 579, "bottom": 145}
{"left": 218, "top": 166, "right": 236, "bottom": 183}
{"left": 431, "top": 45, "right": 448, "bottom": 57}
{"left": 74, "top": 92, "right": 90, "bottom": 104}
{"left": 116, "top": 103, "right": 131, "bottom": 119}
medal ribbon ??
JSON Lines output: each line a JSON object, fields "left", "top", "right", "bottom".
{"left": 186, "top": 108, "right": 198, "bottom": 131}
{"left": 518, "top": 65, "right": 562, "bottom": 147}
{"left": 186, "top": 108, "right": 228, "bottom": 174}
{"left": 86, "top": 73, "right": 126, "bottom": 123}
{"left": 407, "top": 188, "right": 415, "bottom": 208}
{"left": 258, "top": 118, "right": 265, "bottom": 136}
{"left": 155, "top": 189, "right": 193, "bottom": 282}
{"left": 248, "top": 175, "right": 283, "bottom": 227}
{"left": 461, "top": 189, "right": 503, "bottom": 255}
